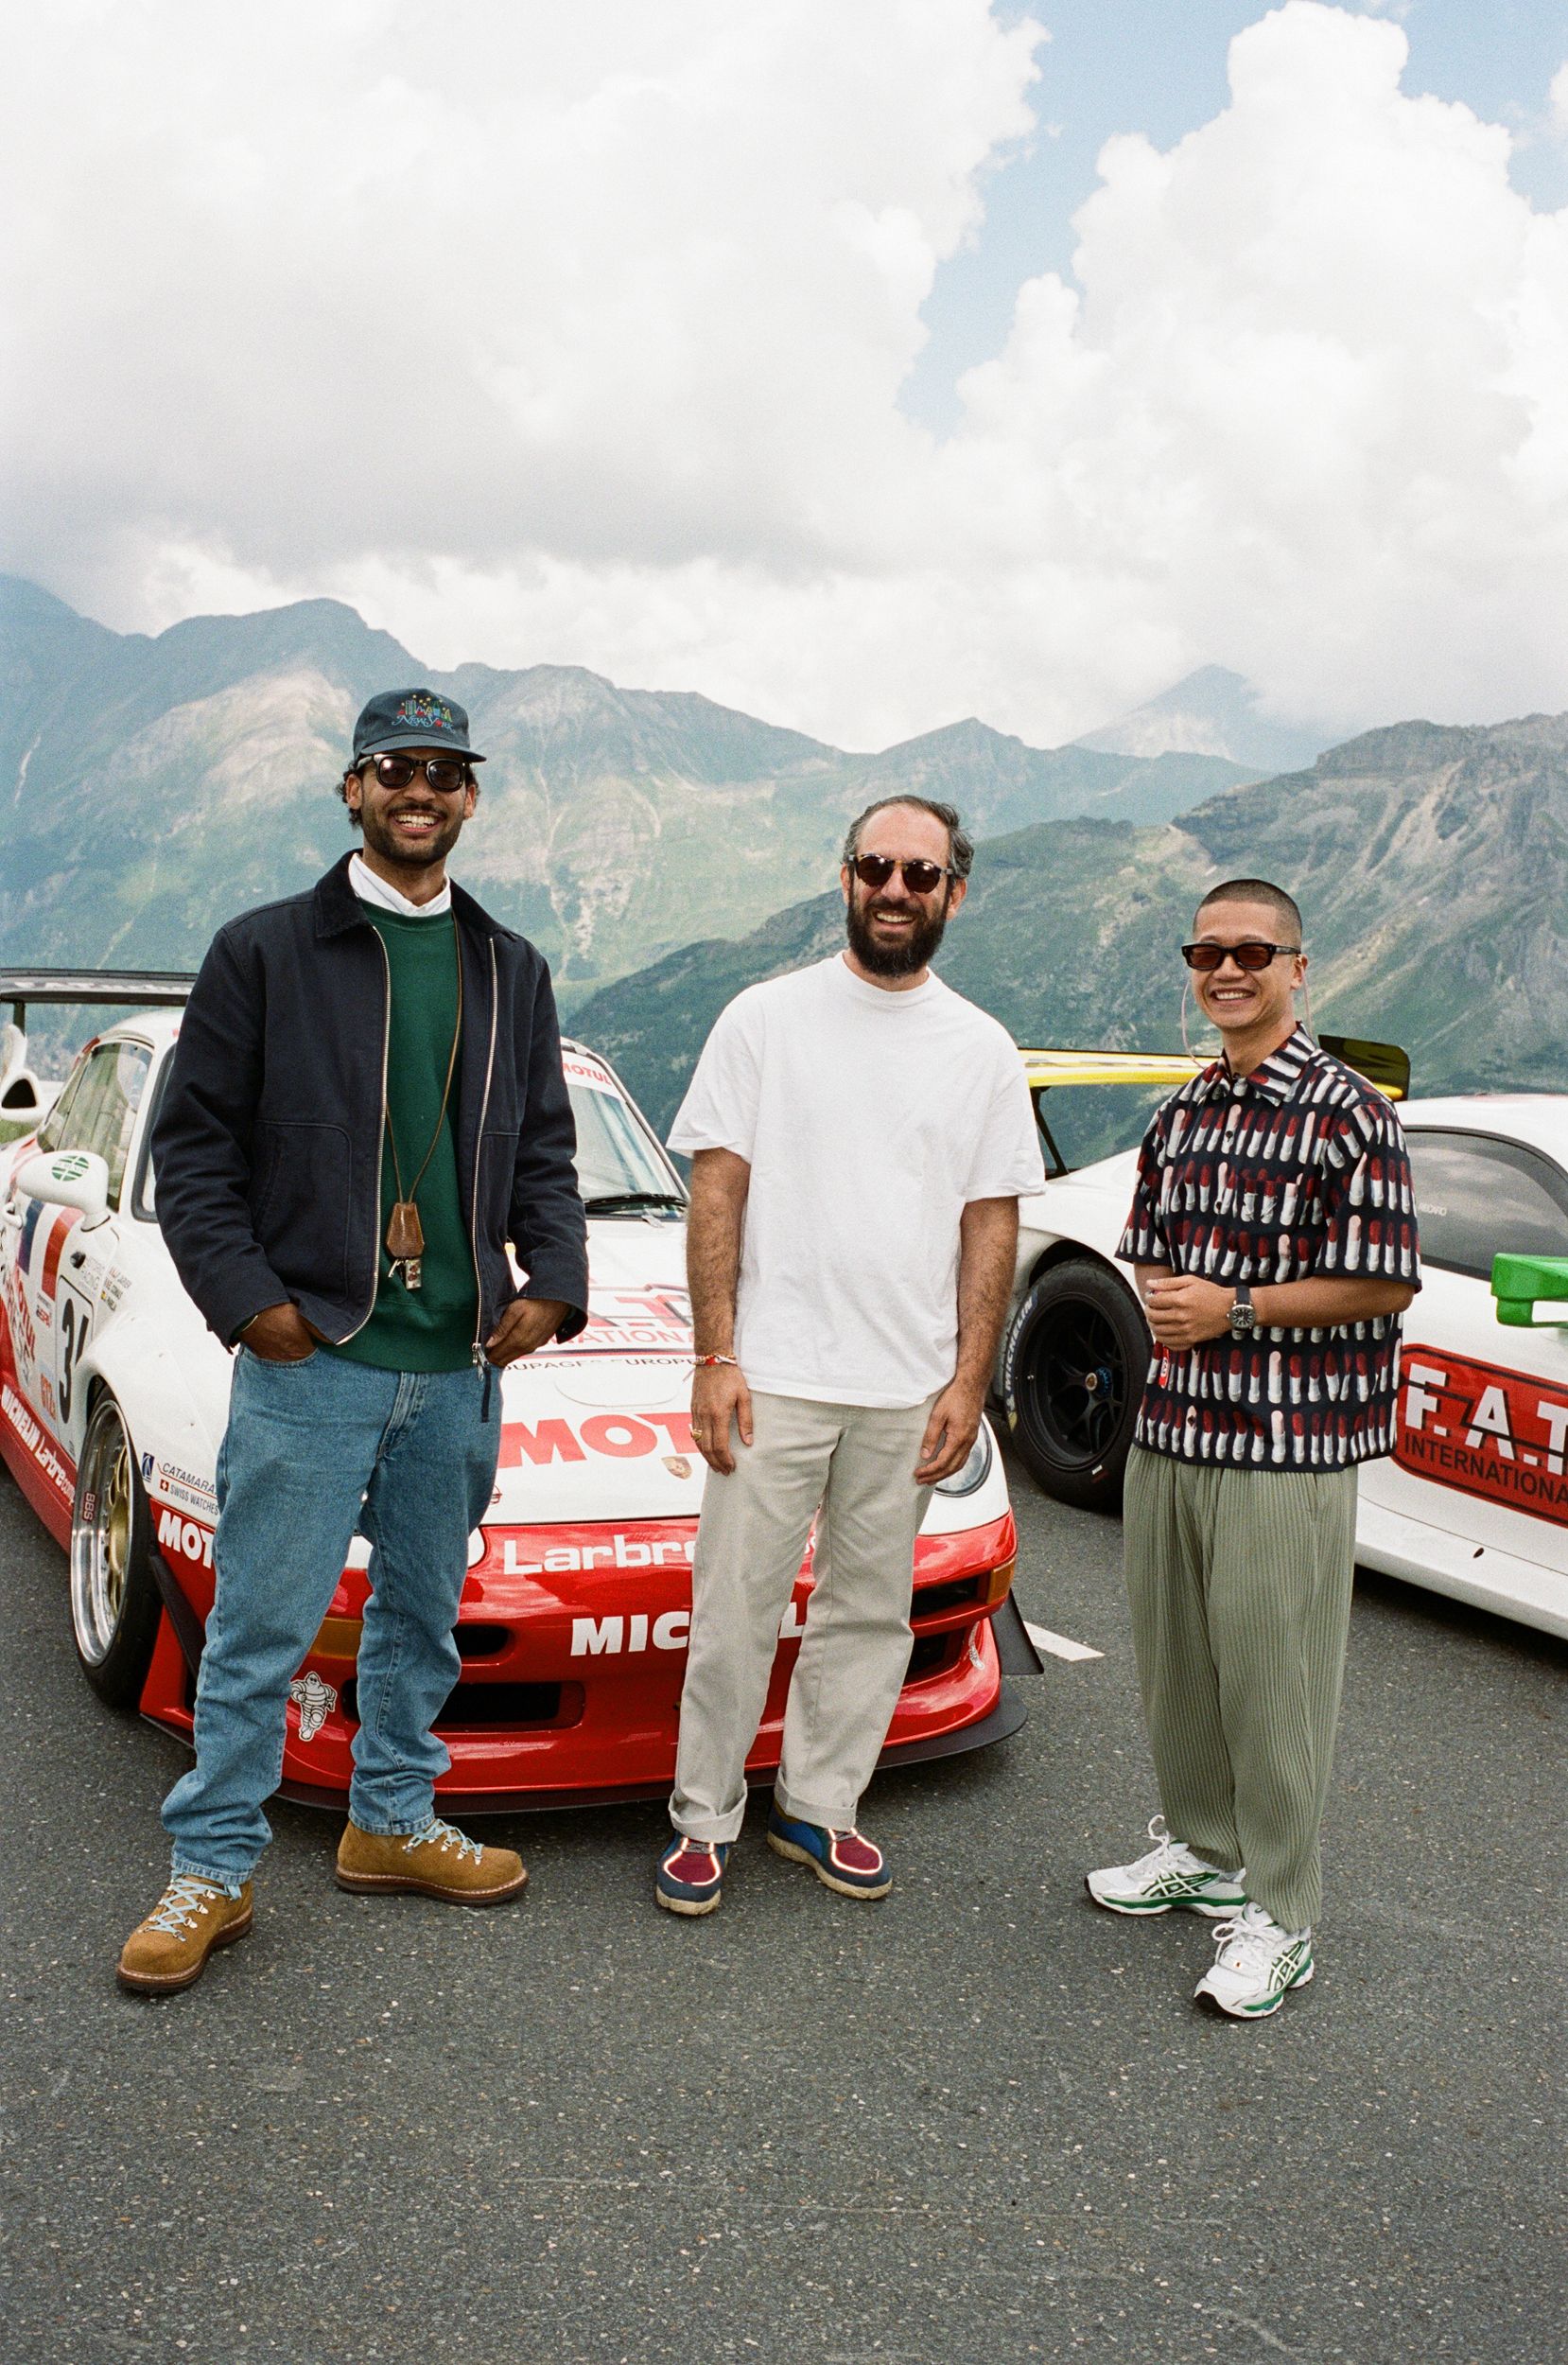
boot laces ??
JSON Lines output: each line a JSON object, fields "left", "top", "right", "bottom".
{"left": 145, "top": 1874, "right": 227, "bottom": 1938}
{"left": 405, "top": 1817, "right": 481, "bottom": 1864}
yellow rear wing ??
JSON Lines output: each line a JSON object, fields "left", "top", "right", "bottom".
{"left": 1019, "top": 1050, "right": 1201, "bottom": 1092}
{"left": 1019, "top": 1036, "right": 1407, "bottom": 1102}
{"left": 1019, "top": 1036, "right": 1410, "bottom": 1179}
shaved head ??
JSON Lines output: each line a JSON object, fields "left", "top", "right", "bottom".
{"left": 1195, "top": 877, "right": 1302, "bottom": 945}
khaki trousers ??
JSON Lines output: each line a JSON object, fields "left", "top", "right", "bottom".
{"left": 1124, "top": 1445, "right": 1358, "bottom": 1932}
{"left": 671, "top": 1390, "right": 936, "bottom": 1842}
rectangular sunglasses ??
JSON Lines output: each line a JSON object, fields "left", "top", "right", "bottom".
{"left": 1181, "top": 940, "right": 1300, "bottom": 971}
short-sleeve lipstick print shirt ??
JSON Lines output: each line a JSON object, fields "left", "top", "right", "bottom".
{"left": 1117, "top": 1026, "right": 1420, "bottom": 1471}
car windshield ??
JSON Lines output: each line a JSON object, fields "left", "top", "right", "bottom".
{"left": 568, "top": 1080, "right": 685, "bottom": 1210}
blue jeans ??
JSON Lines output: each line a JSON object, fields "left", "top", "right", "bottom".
{"left": 163, "top": 1348, "right": 500, "bottom": 1890}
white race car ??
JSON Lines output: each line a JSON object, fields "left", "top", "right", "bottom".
{"left": 995, "top": 1050, "right": 1568, "bottom": 1639}
{"left": 0, "top": 971, "right": 1031, "bottom": 1809}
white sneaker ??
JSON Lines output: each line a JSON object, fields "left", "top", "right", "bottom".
{"left": 1086, "top": 1816, "right": 1247, "bottom": 1918}
{"left": 1193, "top": 1901, "right": 1315, "bottom": 2019}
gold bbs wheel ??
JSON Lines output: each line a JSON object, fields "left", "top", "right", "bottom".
{"left": 69, "top": 1393, "right": 162, "bottom": 1706}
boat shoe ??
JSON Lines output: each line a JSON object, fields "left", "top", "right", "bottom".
{"left": 655, "top": 1835, "right": 730, "bottom": 1916}
{"left": 766, "top": 1805, "right": 891, "bottom": 1899}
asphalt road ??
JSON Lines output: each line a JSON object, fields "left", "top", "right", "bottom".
{"left": 0, "top": 1451, "right": 1562, "bottom": 2365}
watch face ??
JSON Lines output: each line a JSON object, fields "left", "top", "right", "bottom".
{"left": 1230, "top": 1305, "right": 1257, "bottom": 1335}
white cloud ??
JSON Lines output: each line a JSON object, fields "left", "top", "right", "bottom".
{"left": 1551, "top": 62, "right": 1568, "bottom": 139}
{"left": 3, "top": 2, "right": 1566, "bottom": 749}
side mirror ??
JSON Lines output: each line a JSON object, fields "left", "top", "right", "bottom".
{"left": 0, "top": 1068, "right": 49, "bottom": 1126}
{"left": 1491, "top": 1253, "right": 1568, "bottom": 1329}
{"left": 12, "top": 1147, "right": 112, "bottom": 1229}
{"left": 0, "top": 1019, "right": 49, "bottom": 1129}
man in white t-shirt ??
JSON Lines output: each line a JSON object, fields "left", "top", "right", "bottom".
{"left": 654, "top": 797, "right": 1043, "bottom": 1917}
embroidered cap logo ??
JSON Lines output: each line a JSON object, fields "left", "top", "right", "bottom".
{"left": 394, "top": 694, "right": 456, "bottom": 735}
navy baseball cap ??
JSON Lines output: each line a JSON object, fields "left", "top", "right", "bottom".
{"left": 352, "top": 687, "right": 486, "bottom": 764}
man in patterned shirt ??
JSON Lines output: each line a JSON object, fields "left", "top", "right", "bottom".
{"left": 1087, "top": 879, "right": 1420, "bottom": 2018}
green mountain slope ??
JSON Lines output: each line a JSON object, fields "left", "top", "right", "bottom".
{"left": 0, "top": 577, "right": 1247, "bottom": 995}
{"left": 572, "top": 711, "right": 1568, "bottom": 1145}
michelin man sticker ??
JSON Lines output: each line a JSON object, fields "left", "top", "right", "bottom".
{"left": 288, "top": 1671, "right": 337, "bottom": 1743}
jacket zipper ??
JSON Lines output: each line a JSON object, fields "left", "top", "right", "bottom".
{"left": 469, "top": 937, "right": 498, "bottom": 1372}
{"left": 331, "top": 929, "right": 393, "bottom": 1345}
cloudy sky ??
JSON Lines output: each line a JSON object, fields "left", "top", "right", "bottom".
{"left": 5, "top": 1, "right": 1567, "bottom": 750}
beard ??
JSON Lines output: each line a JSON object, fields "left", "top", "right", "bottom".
{"left": 845, "top": 885, "right": 950, "bottom": 977}
{"left": 357, "top": 799, "right": 466, "bottom": 870}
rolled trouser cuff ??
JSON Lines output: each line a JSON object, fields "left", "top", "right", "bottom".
{"left": 168, "top": 1854, "right": 247, "bottom": 1898}
{"left": 668, "top": 1790, "right": 749, "bottom": 1846}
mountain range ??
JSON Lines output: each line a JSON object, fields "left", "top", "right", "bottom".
{"left": 6, "top": 576, "right": 1560, "bottom": 1160}
{"left": 572, "top": 710, "right": 1568, "bottom": 1149}
{"left": 0, "top": 576, "right": 1256, "bottom": 1003}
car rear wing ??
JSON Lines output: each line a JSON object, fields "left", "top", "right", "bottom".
{"left": 1018, "top": 1033, "right": 1411, "bottom": 1178}
{"left": 0, "top": 968, "right": 197, "bottom": 1127}
{"left": 0, "top": 968, "right": 196, "bottom": 1026}
{"left": 1018, "top": 1036, "right": 1408, "bottom": 1101}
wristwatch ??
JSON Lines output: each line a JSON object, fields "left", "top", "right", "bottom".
{"left": 1228, "top": 1282, "right": 1257, "bottom": 1340}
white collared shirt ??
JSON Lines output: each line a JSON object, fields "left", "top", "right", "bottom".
{"left": 349, "top": 851, "right": 452, "bottom": 918}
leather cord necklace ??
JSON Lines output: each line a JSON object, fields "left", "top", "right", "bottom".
{"left": 383, "top": 946, "right": 463, "bottom": 1292}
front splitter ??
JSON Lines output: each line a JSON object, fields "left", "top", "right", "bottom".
{"left": 269, "top": 1598, "right": 1044, "bottom": 1818}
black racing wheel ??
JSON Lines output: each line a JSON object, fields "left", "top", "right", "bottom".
{"left": 1002, "top": 1257, "right": 1150, "bottom": 1512}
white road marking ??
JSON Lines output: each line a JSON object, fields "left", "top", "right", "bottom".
{"left": 1024, "top": 1620, "right": 1104, "bottom": 1663}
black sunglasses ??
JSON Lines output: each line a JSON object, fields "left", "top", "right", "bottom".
{"left": 1181, "top": 940, "right": 1300, "bottom": 972}
{"left": 850, "top": 854, "right": 955, "bottom": 895}
{"left": 362, "top": 754, "right": 472, "bottom": 794}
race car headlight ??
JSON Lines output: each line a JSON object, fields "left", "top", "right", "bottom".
{"left": 935, "top": 1421, "right": 994, "bottom": 1498}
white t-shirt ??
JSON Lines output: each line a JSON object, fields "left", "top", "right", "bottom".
{"left": 668, "top": 955, "right": 1043, "bottom": 1408}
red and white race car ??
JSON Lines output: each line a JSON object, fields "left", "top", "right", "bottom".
{"left": 995, "top": 1049, "right": 1568, "bottom": 1639}
{"left": 0, "top": 972, "right": 1031, "bottom": 1810}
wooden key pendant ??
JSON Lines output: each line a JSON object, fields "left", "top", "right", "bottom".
{"left": 386, "top": 1200, "right": 425, "bottom": 1291}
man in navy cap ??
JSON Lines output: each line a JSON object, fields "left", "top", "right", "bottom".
{"left": 117, "top": 689, "right": 589, "bottom": 1994}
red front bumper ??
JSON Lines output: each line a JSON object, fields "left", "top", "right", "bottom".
{"left": 139, "top": 1511, "right": 1019, "bottom": 1808}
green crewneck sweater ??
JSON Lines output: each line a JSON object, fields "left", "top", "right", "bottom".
{"left": 322, "top": 907, "right": 479, "bottom": 1373}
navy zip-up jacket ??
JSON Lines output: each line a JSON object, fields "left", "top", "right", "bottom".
{"left": 152, "top": 852, "right": 589, "bottom": 1354}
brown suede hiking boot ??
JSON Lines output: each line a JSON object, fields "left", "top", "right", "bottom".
{"left": 335, "top": 1817, "right": 528, "bottom": 1905}
{"left": 117, "top": 1875, "right": 253, "bottom": 1995}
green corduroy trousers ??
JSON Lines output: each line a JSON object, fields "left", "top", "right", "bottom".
{"left": 1124, "top": 1445, "right": 1359, "bottom": 1933}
